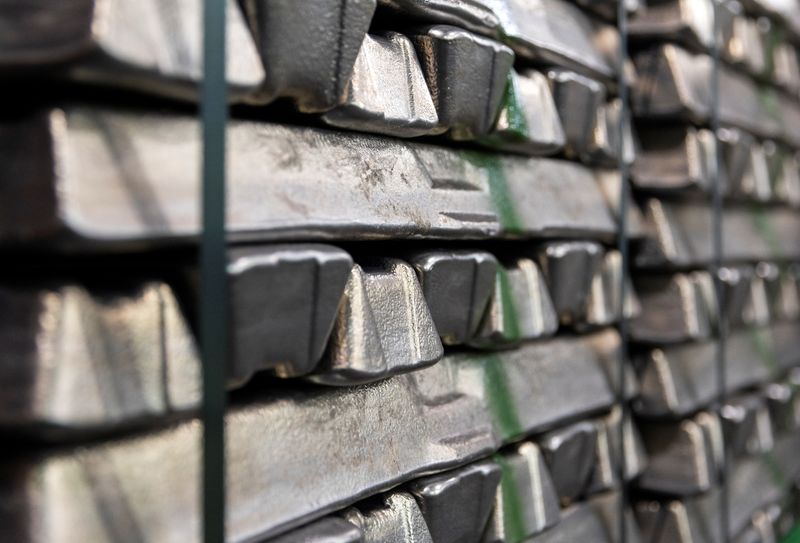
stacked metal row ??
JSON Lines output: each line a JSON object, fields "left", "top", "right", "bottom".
{"left": 628, "top": 0, "right": 800, "bottom": 541}
{"left": 0, "top": 2, "right": 799, "bottom": 543}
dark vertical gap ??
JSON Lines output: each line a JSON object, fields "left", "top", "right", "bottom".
{"left": 201, "top": 0, "right": 228, "bottom": 542}
{"left": 710, "top": 2, "right": 730, "bottom": 542}
{"left": 616, "top": 2, "right": 630, "bottom": 542}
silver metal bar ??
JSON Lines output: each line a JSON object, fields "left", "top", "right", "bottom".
{"left": 407, "top": 460, "right": 501, "bottom": 543}
{"left": 0, "top": 107, "right": 617, "bottom": 248}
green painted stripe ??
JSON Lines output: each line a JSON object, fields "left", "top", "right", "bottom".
{"left": 783, "top": 522, "right": 800, "bottom": 543}
{"left": 483, "top": 354, "right": 524, "bottom": 441}
{"left": 749, "top": 327, "right": 780, "bottom": 374}
{"left": 499, "top": 71, "right": 530, "bottom": 142}
{"left": 497, "top": 267, "right": 522, "bottom": 343}
{"left": 461, "top": 150, "right": 524, "bottom": 233}
{"left": 494, "top": 453, "right": 529, "bottom": 543}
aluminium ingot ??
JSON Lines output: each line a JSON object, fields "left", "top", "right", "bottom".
{"left": 411, "top": 25, "right": 513, "bottom": 139}
{"left": 633, "top": 323, "right": 792, "bottom": 418}
{"left": 588, "top": 490, "right": 645, "bottom": 543}
{"left": 721, "top": 4, "right": 768, "bottom": 76}
{"left": 496, "top": 0, "right": 616, "bottom": 82}
{"left": 635, "top": 199, "right": 800, "bottom": 268}
{"left": 537, "top": 421, "right": 598, "bottom": 505}
{"left": 635, "top": 436, "right": 799, "bottom": 542}
{"left": 240, "top": 0, "right": 376, "bottom": 111}
{"left": 226, "top": 245, "right": 353, "bottom": 384}
{"left": 266, "top": 517, "right": 362, "bottom": 543}
{"left": 632, "top": 44, "right": 793, "bottom": 144}
{"left": 376, "top": 0, "right": 504, "bottom": 37}
{"left": 584, "top": 249, "right": 641, "bottom": 329}
{"left": 537, "top": 241, "right": 604, "bottom": 327}
{"left": 594, "top": 168, "right": 649, "bottom": 240}
{"left": 342, "top": 492, "right": 434, "bottom": 543}
{"left": 408, "top": 460, "right": 501, "bottom": 543}
{"left": 632, "top": 126, "right": 719, "bottom": 194}
{"left": 310, "top": 259, "right": 443, "bottom": 385}
{"left": 0, "top": 281, "right": 200, "bottom": 435}
{"left": 451, "top": 334, "right": 616, "bottom": 442}
{"left": 321, "top": 32, "right": 439, "bottom": 137}
{"left": 585, "top": 328, "right": 641, "bottom": 402}
{"left": 0, "top": 0, "right": 266, "bottom": 102}
{"left": 0, "top": 106, "right": 617, "bottom": 248}
{"left": 588, "top": 406, "right": 648, "bottom": 494}
{"left": 764, "top": 142, "right": 800, "bottom": 207}
{"left": 0, "top": 360, "right": 499, "bottom": 542}
{"left": 483, "top": 442, "right": 560, "bottom": 543}
{"left": 585, "top": 98, "right": 636, "bottom": 167}
{"left": 480, "top": 69, "right": 566, "bottom": 156}
{"left": 525, "top": 503, "right": 611, "bottom": 542}
{"left": 469, "top": 257, "right": 558, "bottom": 348}
{"left": 629, "top": 0, "right": 714, "bottom": 51}
{"left": 636, "top": 411, "right": 724, "bottom": 496}
{"left": 545, "top": 68, "right": 606, "bottom": 163}
{"left": 630, "top": 273, "right": 713, "bottom": 344}
{"left": 571, "top": 0, "right": 643, "bottom": 21}
{"left": 720, "top": 393, "right": 775, "bottom": 458}
{"left": 408, "top": 250, "right": 498, "bottom": 345}
{"left": 763, "top": 381, "right": 800, "bottom": 435}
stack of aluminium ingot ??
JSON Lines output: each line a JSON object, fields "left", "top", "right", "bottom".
{"left": 629, "top": 0, "right": 800, "bottom": 541}
{"left": 0, "top": 0, "right": 797, "bottom": 541}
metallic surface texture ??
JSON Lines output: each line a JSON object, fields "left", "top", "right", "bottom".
{"left": 450, "top": 334, "right": 617, "bottom": 442}
{"left": 632, "top": 125, "right": 718, "bottom": 193}
{"left": 226, "top": 245, "right": 353, "bottom": 383}
{"left": 411, "top": 25, "right": 513, "bottom": 139}
{"left": 481, "top": 69, "right": 566, "bottom": 155}
{"left": 0, "top": 107, "right": 617, "bottom": 248}
{"left": 322, "top": 32, "right": 439, "bottom": 137}
{"left": 342, "top": 492, "right": 434, "bottom": 542}
{"left": 310, "top": 259, "right": 443, "bottom": 385}
{"left": 0, "top": 361, "right": 499, "bottom": 542}
{"left": 537, "top": 241, "right": 604, "bottom": 326}
{"left": 589, "top": 406, "right": 648, "bottom": 493}
{"left": 495, "top": 0, "right": 616, "bottom": 81}
{"left": 266, "top": 517, "right": 363, "bottom": 543}
{"left": 630, "top": 273, "right": 712, "bottom": 343}
{"left": 636, "top": 199, "right": 800, "bottom": 267}
{"left": 637, "top": 412, "right": 724, "bottom": 495}
{"left": 240, "top": 0, "right": 376, "bottom": 111}
{"left": 629, "top": 0, "right": 714, "bottom": 51}
{"left": 485, "top": 442, "right": 560, "bottom": 542}
{"left": 546, "top": 68, "right": 606, "bottom": 162}
{"left": 408, "top": 250, "right": 498, "bottom": 345}
{"left": 470, "top": 257, "right": 559, "bottom": 348}
{"left": 538, "top": 421, "right": 598, "bottom": 504}
{"left": 407, "top": 460, "right": 501, "bottom": 543}
{"left": 720, "top": 394, "right": 775, "bottom": 458}
{"left": 633, "top": 43, "right": 800, "bottom": 147}
{"left": 633, "top": 323, "right": 797, "bottom": 418}
{"left": 0, "top": 281, "right": 200, "bottom": 435}
{"left": 527, "top": 502, "right": 610, "bottom": 542}
{"left": 0, "top": 0, "right": 266, "bottom": 102}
